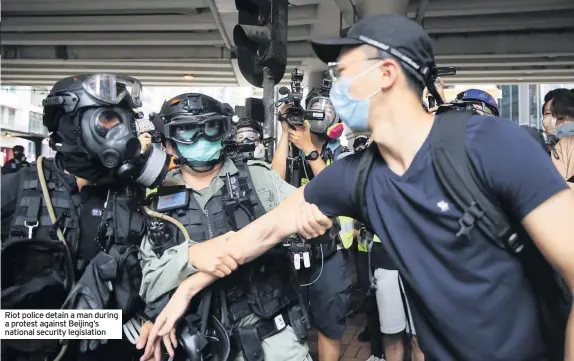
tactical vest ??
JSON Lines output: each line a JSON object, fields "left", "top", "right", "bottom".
{"left": 151, "top": 160, "right": 307, "bottom": 361}
{"left": 2, "top": 161, "right": 81, "bottom": 361}
{"left": 8, "top": 160, "right": 82, "bottom": 266}
{"left": 161, "top": 163, "right": 267, "bottom": 244}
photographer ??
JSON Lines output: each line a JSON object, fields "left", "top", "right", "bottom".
{"left": 272, "top": 79, "right": 352, "bottom": 361}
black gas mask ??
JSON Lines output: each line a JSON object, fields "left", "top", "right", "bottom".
{"left": 13, "top": 147, "right": 25, "bottom": 162}
{"left": 43, "top": 74, "right": 169, "bottom": 187}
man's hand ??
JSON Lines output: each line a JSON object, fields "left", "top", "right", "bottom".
{"left": 138, "top": 133, "right": 153, "bottom": 154}
{"left": 288, "top": 124, "right": 315, "bottom": 154}
{"left": 138, "top": 320, "right": 177, "bottom": 361}
{"left": 296, "top": 202, "right": 333, "bottom": 239}
{"left": 188, "top": 232, "right": 238, "bottom": 278}
{"left": 145, "top": 278, "right": 194, "bottom": 353}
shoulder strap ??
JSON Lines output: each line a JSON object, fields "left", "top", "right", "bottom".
{"left": 429, "top": 111, "right": 522, "bottom": 253}
{"left": 352, "top": 144, "right": 377, "bottom": 228}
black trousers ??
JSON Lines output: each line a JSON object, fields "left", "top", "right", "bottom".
{"left": 356, "top": 250, "right": 384, "bottom": 358}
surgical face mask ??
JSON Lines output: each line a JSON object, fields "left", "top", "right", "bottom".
{"left": 253, "top": 143, "right": 265, "bottom": 159}
{"left": 329, "top": 62, "right": 382, "bottom": 132}
{"left": 556, "top": 121, "right": 574, "bottom": 139}
{"left": 175, "top": 137, "right": 223, "bottom": 163}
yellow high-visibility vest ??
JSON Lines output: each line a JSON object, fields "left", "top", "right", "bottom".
{"left": 357, "top": 232, "right": 381, "bottom": 252}
{"left": 338, "top": 216, "right": 355, "bottom": 249}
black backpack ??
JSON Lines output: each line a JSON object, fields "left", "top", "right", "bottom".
{"left": 354, "top": 110, "right": 572, "bottom": 361}
{"left": 1, "top": 157, "right": 76, "bottom": 361}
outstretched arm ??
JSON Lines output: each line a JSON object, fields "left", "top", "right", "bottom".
{"left": 187, "top": 187, "right": 333, "bottom": 275}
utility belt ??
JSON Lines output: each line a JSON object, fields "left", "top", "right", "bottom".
{"left": 232, "top": 303, "right": 309, "bottom": 361}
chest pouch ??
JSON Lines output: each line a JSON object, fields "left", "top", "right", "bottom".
{"left": 245, "top": 255, "right": 298, "bottom": 319}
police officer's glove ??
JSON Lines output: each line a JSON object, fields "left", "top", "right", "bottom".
{"left": 62, "top": 252, "right": 118, "bottom": 353}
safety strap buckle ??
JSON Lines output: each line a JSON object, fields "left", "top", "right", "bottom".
{"left": 456, "top": 202, "right": 484, "bottom": 238}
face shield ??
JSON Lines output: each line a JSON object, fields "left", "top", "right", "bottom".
{"left": 305, "top": 97, "right": 338, "bottom": 134}
{"left": 82, "top": 73, "right": 143, "bottom": 108}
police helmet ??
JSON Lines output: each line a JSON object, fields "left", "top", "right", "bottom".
{"left": 353, "top": 135, "right": 369, "bottom": 152}
{"left": 160, "top": 93, "right": 231, "bottom": 144}
{"left": 42, "top": 74, "right": 144, "bottom": 181}
{"left": 456, "top": 89, "right": 500, "bottom": 116}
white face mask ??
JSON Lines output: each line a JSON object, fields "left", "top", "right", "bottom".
{"left": 253, "top": 143, "right": 266, "bottom": 159}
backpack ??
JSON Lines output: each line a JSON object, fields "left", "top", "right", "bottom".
{"left": 1, "top": 156, "right": 75, "bottom": 361}
{"left": 354, "top": 110, "right": 572, "bottom": 361}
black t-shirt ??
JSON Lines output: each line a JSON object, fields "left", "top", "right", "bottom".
{"left": 304, "top": 115, "right": 567, "bottom": 361}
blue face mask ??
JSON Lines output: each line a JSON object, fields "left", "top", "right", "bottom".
{"left": 329, "top": 62, "right": 382, "bottom": 132}
{"left": 556, "top": 121, "right": 574, "bottom": 139}
{"left": 175, "top": 138, "right": 223, "bottom": 163}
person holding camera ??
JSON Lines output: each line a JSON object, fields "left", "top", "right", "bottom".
{"left": 272, "top": 85, "right": 353, "bottom": 361}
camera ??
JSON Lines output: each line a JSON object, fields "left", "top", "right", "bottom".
{"left": 277, "top": 68, "right": 306, "bottom": 126}
{"left": 426, "top": 66, "right": 457, "bottom": 108}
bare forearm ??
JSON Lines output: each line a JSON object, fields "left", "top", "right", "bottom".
{"left": 308, "top": 157, "right": 328, "bottom": 176}
{"left": 272, "top": 133, "right": 289, "bottom": 180}
{"left": 229, "top": 187, "right": 305, "bottom": 264}
{"left": 180, "top": 272, "right": 218, "bottom": 300}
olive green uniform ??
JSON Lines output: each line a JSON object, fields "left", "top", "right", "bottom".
{"left": 140, "top": 158, "right": 312, "bottom": 361}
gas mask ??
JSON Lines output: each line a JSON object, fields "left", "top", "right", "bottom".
{"left": 235, "top": 126, "right": 265, "bottom": 159}
{"left": 13, "top": 150, "right": 25, "bottom": 162}
{"left": 43, "top": 73, "right": 169, "bottom": 187}
{"left": 162, "top": 93, "right": 231, "bottom": 172}
{"left": 305, "top": 96, "right": 344, "bottom": 139}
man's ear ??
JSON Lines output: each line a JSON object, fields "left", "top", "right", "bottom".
{"left": 378, "top": 58, "right": 400, "bottom": 90}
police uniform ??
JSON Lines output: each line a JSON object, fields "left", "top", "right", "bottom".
{"left": 140, "top": 157, "right": 312, "bottom": 361}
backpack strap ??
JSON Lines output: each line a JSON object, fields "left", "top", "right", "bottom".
{"left": 429, "top": 110, "right": 522, "bottom": 254}
{"left": 352, "top": 143, "right": 377, "bottom": 228}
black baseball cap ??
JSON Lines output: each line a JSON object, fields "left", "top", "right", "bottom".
{"left": 311, "top": 14, "right": 435, "bottom": 84}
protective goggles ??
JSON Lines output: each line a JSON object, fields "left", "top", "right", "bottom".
{"left": 166, "top": 113, "right": 227, "bottom": 144}
{"left": 236, "top": 128, "right": 261, "bottom": 144}
{"left": 82, "top": 73, "right": 143, "bottom": 108}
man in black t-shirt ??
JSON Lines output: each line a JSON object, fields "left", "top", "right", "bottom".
{"left": 183, "top": 14, "right": 574, "bottom": 361}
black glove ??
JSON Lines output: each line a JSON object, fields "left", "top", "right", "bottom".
{"left": 63, "top": 252, "right": 117, "bottom": 353}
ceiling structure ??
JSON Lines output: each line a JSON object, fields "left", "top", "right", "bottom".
{"left": 1, "top": 0, "right": 574, "bottom": 88}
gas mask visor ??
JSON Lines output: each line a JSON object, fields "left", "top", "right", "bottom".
{"left": 83, "top": 73, "right": 143, "bottom": 108}
{"left": 166, "top": 113, "right": 228, "bottom": 144}
{"left": 305, "top": 97, "right": 340, "bottom": 134}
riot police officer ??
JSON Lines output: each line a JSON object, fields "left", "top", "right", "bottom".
{"left": 1, "top": 145, "right": 31, "bottom": 174}
{"left": 1, "top": 73, "right": 169, "bottom": 361}
{"left": 272, "top": 82, "right": 353, "bottom": 361}
{"left": 235, "top": 117, "right": 266, "bottom": 160}
{"left": 137, "top": 93, "right": 312, "bottom": 361}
